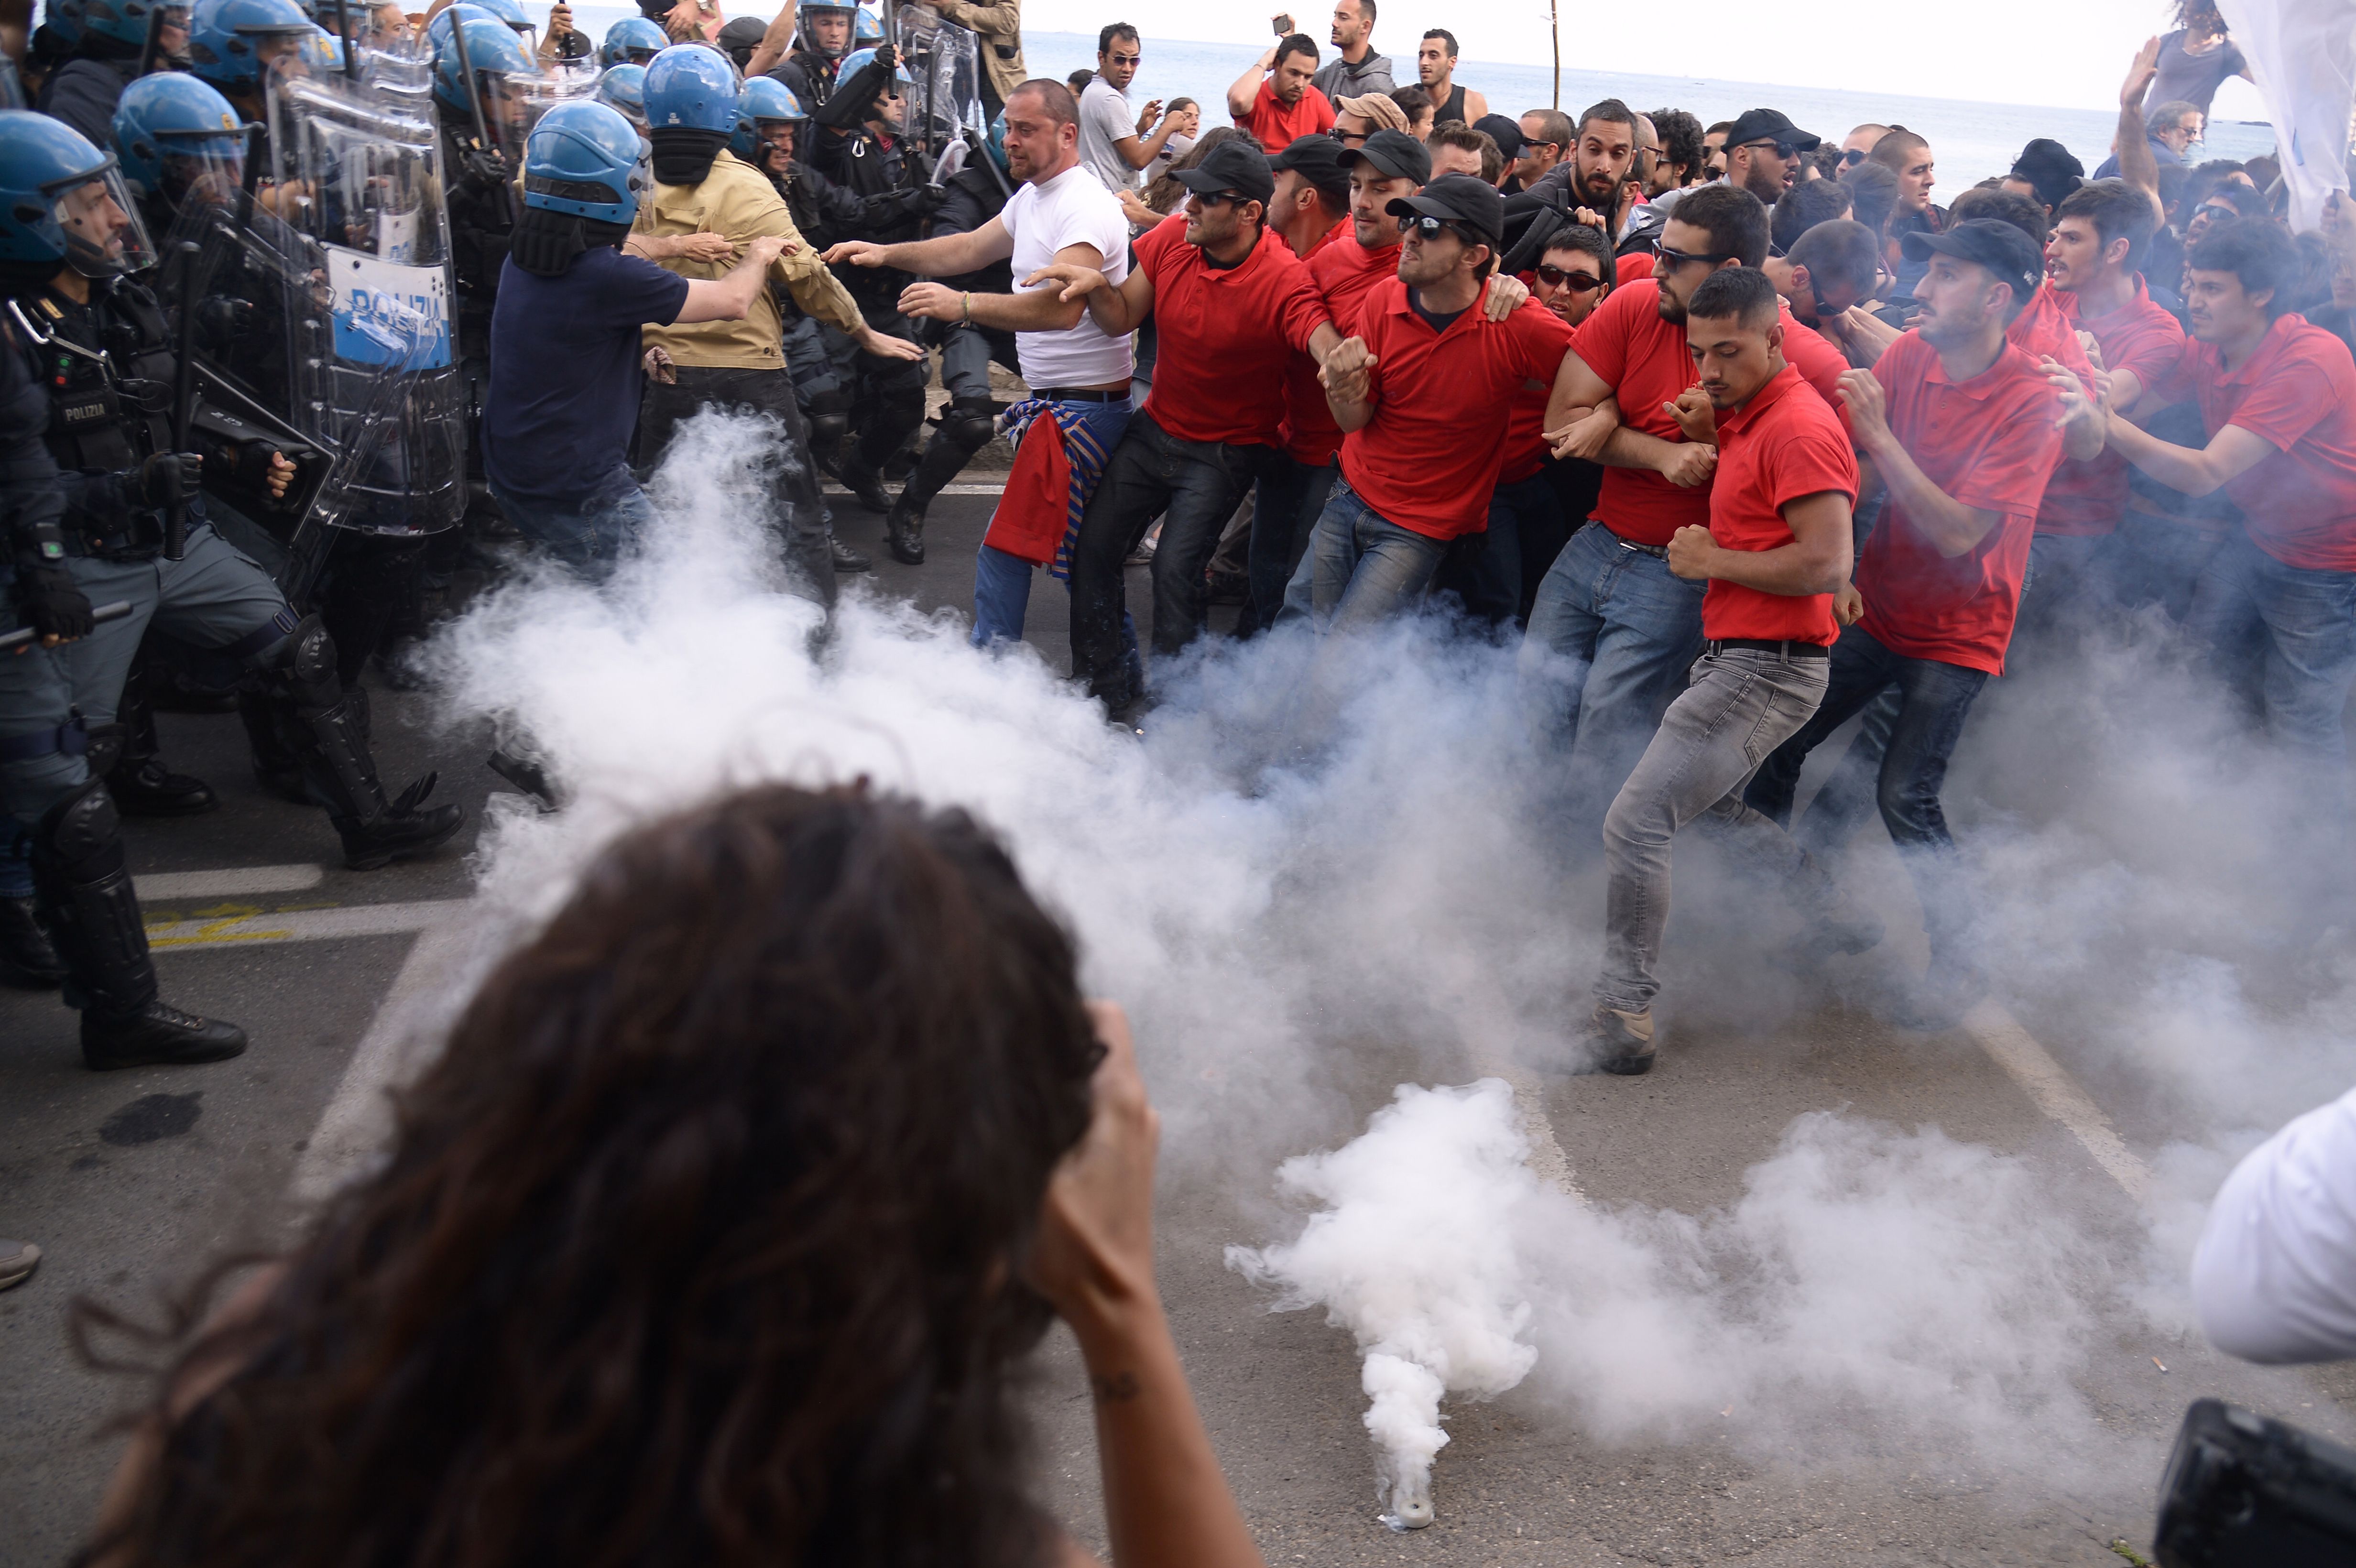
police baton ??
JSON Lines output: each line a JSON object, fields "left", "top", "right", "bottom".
{"left": 165, "top": 240, "right": 201, "bottom": 562}
{"left": 0, "top": 600, "right": 134, "bottom": 651}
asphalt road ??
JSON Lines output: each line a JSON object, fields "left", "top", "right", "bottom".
{"left": 3, "top": 483, "right": 2350, "bottom": 1568}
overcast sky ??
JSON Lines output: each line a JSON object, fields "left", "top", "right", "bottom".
{"left": 1020, "top": 0, "right": 2277, "bottom": 117}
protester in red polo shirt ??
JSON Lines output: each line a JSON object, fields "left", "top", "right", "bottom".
{"left": 1745, "top": 219, "right": 2071, "bottom": 1029}
{"left": 1028, "top": 137, "right": 1332, "bottom": 716}
{"left": 2034, "top": 177, "right": 2184, "bottom": 618}
{"left": 1521, "top": 183, "right": 1767, "bottom": 817}
{"left": 1255, "top": 129, "right": 1429, "bottom": 635}
{"left": 1224, "top": 33, "right": 1334, "bottom": 156}
{"left": 2081, "top": 217, "right": 2356, "bottom": 790}
{"left": 1583, "top": 266, "right": 1870, "bottom": 1075}
{"left": 1306, "top": 174, "right": 1574, "bottom": 630}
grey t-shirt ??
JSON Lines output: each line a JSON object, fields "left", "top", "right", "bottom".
{"left": 1311, "top": 49, "right": 1396, "bottom": 103}
{"left": 1080, "top": 74, "right": 1140, "bottom": 193}
{"left": 2145, "top": 28, "right": 2248, "bottom": 116}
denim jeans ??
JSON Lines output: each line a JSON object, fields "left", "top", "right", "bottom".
{"left": 2186, "top": 530, "right": 2356, "bottom": 778}
{"left": 1519, "top": 520, "right": 1709, "bottom": 809}
{"left": 969, "top": 396, "right": 1135, "bottom": 652}
{"left": 1248, "top": 455, "right": 1339, "bottom": 634}
{"left": 490, "top": 471, "right": 660, "bottom": 580}
{"left": 2097, "top": 510, "right": 2228, "bottom": 622}
{"left": 1597, "top": 646, "right": 1840, "bottom": 1015}
{"left": 1431, "top": 471, "right": 1568, "bottom": 627}
{"left": 1068, "top": 410, "right": 1272, "bottom": 705}
{"left": 1304, "top": 479, "right": 1452, "bottom": 631}
{"left": 1745, "top": 622, "right": 1990, "bottom": 960}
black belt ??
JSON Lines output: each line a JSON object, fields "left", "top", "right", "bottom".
{"left": 1704, "top": 638, "right": 1830, "bottom": 659}
{"left": 1038, "top": 384, "right": 1131, "bottom": 403}
{"left": 1607, "top": 532, "right": 1669, "bottom": 559}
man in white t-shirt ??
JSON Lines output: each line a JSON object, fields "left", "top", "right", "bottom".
{"left": 2194, "top": 1081, "right": 2356, "bottom": 1365}
{"left": 1077, "top": 22, "right": 1189, "bottom": 195}
{"left": 824, "top": 76, "right": 1139, "bottom": 647}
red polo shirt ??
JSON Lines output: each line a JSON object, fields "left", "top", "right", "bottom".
{"left": 1134, "top": 211, "right": 1331, "bottom": 448}
{"left": 1338, "top": 277, "right": 1575, "bottom": 539}
{"left": 1855, "top": 331, "right": 2068, "bottom": 675}
{"left": 1570, "top": 280, "right": 1713, "bottom": 544}
{"left": 2037, "top": 277, "right": 2185, "bottom": 536}
{"left": 2009, "top": 283, "right": 2098, "bottom": 392}
{"left": 1279, "top": 236, "right": 1398, "bottom": 466}
{"left": 1705, "top": 364, "right": 1857, "bottom": 643}
{"left": 2156, "top": 313, "right": 2356, "bottom": 572}
{"left": 1235, "top": 77, "right": 1334, "bottom": 155}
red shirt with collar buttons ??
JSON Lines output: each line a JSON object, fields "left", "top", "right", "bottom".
{"left": 1703, "top": 363, "right": 1858, "bottom": 644}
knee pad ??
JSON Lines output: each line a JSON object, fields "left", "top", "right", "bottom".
{"left": 81, "top": 722, "right": 126, "bottom": 780}
{"left": 34, "top": 774, "right": 121, "bottom": 874}
{"left": 809, "top": 410, "right": 851, "bottom": 448}
{"left": 267, "top": 614, "right": 342, "bottom": 712}
{"left": 939, "top": 396, "right": 998, "bottom": 450}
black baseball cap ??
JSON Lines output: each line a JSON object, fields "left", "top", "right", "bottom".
{"left": 1338, "top": 127, "right": 1430, "bottom": 185}
{"left": 1172, "top": 138, "right": 1277, "bottom": 206}
{"left": 1723, "top": 108, "right": 1821, "bottom": 155}
{"left": 1271, "top": 133, "right": 1349, "bottom": 199}
{"left": 1386, "top": 172, "right": 1505, "bottom": 246}
{"left": 1901, "top": 218, "right": 2044, "bottom": 301}
{"left": 1473, "top": 112, "right": 1525, "bottom": 160}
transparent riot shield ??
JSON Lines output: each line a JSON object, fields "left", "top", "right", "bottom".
{"left": 260, "top": 64, "right": 465, "bottom": 535}
{"left": 893, "top": 4, "right": 980, "bottom": 154}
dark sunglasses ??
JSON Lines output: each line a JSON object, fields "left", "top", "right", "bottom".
{"left": 1657, "top": 243, "right": 1737, "bottom": 269}
{"left": 1192, "top": 190, "right": 1247, "bottom": 208}
{"left": 1838, "top": 147, "right": 1866, "bottom": 167}
{"left": 1739, "top": 137, "right": 1800, "bottom": 160}
{"left": 1535, "top": 262, "right": 1605, "bottom": 292}
{"left": 1396, "top": 213, "right": 1481, "bottom": 246}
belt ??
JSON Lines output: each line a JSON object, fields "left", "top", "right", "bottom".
{"left": 1610, "top": 534, "right": 1669, "bottom": 559}
{"left": 1703, "top": 638, "right": 1830, "bottom": 659}
{"left": 1039, "top": 384, "right": 1131, "bottom": 403}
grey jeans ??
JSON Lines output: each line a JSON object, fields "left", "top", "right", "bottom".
{"left": 1596, "top": 645, "right": 1840, "bottom": 1015}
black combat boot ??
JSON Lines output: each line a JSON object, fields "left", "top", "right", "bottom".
{"left": 266, "top": 617, "right": 465, "bottom": 871}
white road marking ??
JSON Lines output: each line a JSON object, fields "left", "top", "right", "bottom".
{"left": 1960, "top": 998, "right": 2152, "bottom": 1201}
{"left": 142, "top": 898, "right": 465, "bottom": 950}
{"left": 133, "top": 863, "right": 324, "bottom": 901}
{"left": 822, "top": 481, "right": 1005, "bottom": 496}
{"left": 292, "top": 921, "right": 480, "bottom": 1202}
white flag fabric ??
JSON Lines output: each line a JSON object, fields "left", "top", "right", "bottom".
{"left": 2215, "top": 0, "right": 2356, "bottom": 229}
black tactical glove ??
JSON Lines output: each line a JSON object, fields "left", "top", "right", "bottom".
{"left": 457, "top": 146, "right": 510, "bottom": 196}
{"left": 11, "top": 563, "right": 94, "bottom": 642}
{"left": 136, "top": 450, "right": 202, "bottom": 507}
{"left": 873, "top": 43, "right": 895, "bottom": 72}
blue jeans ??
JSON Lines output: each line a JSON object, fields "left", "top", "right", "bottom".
{"left": 489, "top": 470, "right": 658, "bottom": 578}
{"left": 1745, "top": 623, "right": 1989, "bottom": 960}
{"left": 1247, "top": 455, "right": 1339, "bottom": 635}
{"left": 1519, "top": 520, "right": 1708, "bottom": 810}
{"left": 1068, "top": 411, "right": 1272, "bottom": 706}
{"left": 1432, "top": 472, "right": 1568, "bottom": 628}
{"left": 1301, "top": 479, "right": 1451, "bottom": 631}
{"left": 2186, "top": 531, "right": 2356, "bottom": 782}
{"left": 969, "top": 396, "right": 1135, "bottom": 652}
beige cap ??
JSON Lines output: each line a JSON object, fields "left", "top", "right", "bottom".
{"left": 1334, "top": 93, "right": 1408, "bottom": 134}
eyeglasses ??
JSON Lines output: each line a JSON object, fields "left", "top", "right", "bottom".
{"left": 1657, "top": 243, "right": 1737, "bottom": 268}
{"left": 1535, "top": 262, "right": 1605, "bottom": 292}
{"left": 1739, "top": 137, "right": 1800, "bottom": 160}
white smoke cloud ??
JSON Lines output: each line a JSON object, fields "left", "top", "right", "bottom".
{"left": 410, "top": 412, "right": 2356, "bottom": 1535}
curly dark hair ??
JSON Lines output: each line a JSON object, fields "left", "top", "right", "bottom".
{"left": 81, "top": 783, "right": 1102, "bottom": 1568}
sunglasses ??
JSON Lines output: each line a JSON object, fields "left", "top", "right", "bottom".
{"left": 1839, "top": 147, "right": 1866, "bottom": 167}
{"left": 1536, "top": 262, "right": 1605, "bottom": 292}
{"left": 1396, "top": 213, "right": 1482, "bottom": 246}
{"left": 1192, "top": 190, "right": 1247, "bottom": 208}
{"left": 1657, "top": 243, "right": 1737, "bottom": 269}
{"left": 1739, "top": 137, "right": 1800, "bottom": 160}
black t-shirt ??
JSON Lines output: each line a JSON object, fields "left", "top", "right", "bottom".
{"left": 483, "top": 245, "right": 689, "bottom": 504}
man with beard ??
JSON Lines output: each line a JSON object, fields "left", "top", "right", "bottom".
{"left": 1415, "top": 28, "right": 1483, "bottom": 127}
{"left": 1721, "top": 108, "right": 1815, "bottom": 207}
{"left": 1227, "top": 31, "right": 1333, "bottom": 155}
{"left": 1303, "top": 174, "right": 1573, "bottom": 628}
{"left": 1525, "top": 100, "right": 1637, "bottom": 238}
{"left": 1521, "top": 184, "right": 1765, "bottom": 814}
{"left": 1310, "top": 0, "right": 1393, "bottom": 101}
{"left": 1582, "top": 265, "right": 1866, "bottom": 1075}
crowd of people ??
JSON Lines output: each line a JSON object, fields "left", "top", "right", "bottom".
{"left": 0, "top": 0, "right": 2349, "bottom": 1071}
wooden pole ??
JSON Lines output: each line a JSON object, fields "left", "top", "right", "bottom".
{"left": 1550, "top": 0, "right": 1560, "bottom": 110}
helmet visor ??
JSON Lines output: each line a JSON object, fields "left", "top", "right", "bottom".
{"left": 479, "top": 60, "right": 599, "bottom": 164}
{"left": 155, "top": 133, "right": 248, "bottom": 210}
{"left": 52, "top": 165, "right": 156, "bottom": 277}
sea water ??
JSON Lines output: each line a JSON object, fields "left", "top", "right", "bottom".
{"left": 554, "top": 11, "right": 2275, "bottom": 195}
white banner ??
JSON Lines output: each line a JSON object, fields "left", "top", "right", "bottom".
{"left": 2215, "top": 0, "right": 2356, "bottom": 229}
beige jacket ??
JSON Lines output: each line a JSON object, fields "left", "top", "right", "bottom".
{"left": 928, "top": 0, "right": 1023, "bottom": 109}
{"left": 634, "top": 149, "right": 864, "bottom": 369}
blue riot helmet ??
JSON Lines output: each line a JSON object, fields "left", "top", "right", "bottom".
{"left": 463, "top": 0, "right": 532, "bottom": 33}
{"left": 640, "top": 42, "right": 738, "bottom": 132}
{"left": 43, "top": 0, "right": 85, "bottom": 46}
{"left": 834, "top": 44, "right": 913, "bottom": 126}
{"left": 432, "top": 12, "right": 537, "bottom": 120}
{"left": 187, "top": 0, "right": 316, "bottom": 96}
{"left": 596, "top": 61, "right": 647, "bottom": 131}
{"left": 421, "top": 0, "right": 491, "bottom": 51}
{"left": 79, "top": 0, "right": 188, "bottom": 53}
{"left": 600, "top": 14, "right": 664, "bottom": 66}
{"left": 524, "top": 98, "right": 647, "bottom": 225}
{"left": 294, "top": 23, "right": 344, "bottom": 72}
{"left": 730, "top": 72, "right": 801, "bottom": 161}
{"left": 111, "top": 71, "right": 243, "bottom": 203}
{"left": 0, "top": 111, "right": 158, "bottom": 278}
{"left": 793, "top": 0, "right": 853, "bottom": 60}
{"left": 851, "top": 1, "right": 879, "bottom": 46}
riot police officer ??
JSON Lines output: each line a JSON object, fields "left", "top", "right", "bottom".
{"left": 110, "top": 69, "right": 242, "bottom": 243}
{"left": 184, "top": 0, "right": 313, "bottom": 131}
{"left": 764, "top": 0, "right": 853, "bottom": 112}
{"left": 884, "top": 113, "right": 1016, "bottom": 565}
{"left": 36, "top": 0, "right": 183, "bottom": 150}
{"left": 0, "top": 111, "right": 463, "bottom": 1067}
{"left": 600, "top": 13, "right": 664, "bottom": 67}
{"left": 805, "top": 44, "right": 929, "bottom": 517}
